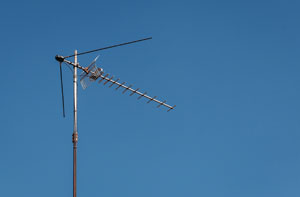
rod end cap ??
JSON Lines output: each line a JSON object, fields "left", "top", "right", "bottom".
{"left": 55, "top": 55, "right": 65, "bottom": 62}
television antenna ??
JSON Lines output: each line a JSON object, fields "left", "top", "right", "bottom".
{"left": 55, "top": 37, "right": 175, "bottom": 197}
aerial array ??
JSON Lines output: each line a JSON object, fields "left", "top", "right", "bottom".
{"left": 55, "top": 37, "right": 175, "bottom": 197}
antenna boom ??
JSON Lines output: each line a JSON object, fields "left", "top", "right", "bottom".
{"left": 97, "top": 73, "right": 175, "bottom": 111}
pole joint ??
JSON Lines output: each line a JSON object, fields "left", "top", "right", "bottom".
{"left": 72, "top": 133, "right": 78, "bottom": 143}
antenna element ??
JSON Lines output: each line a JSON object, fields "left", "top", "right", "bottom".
{"left": 64, "top": 37, "right": 152, "bottom": 58}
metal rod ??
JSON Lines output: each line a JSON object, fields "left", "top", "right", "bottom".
{"left": 59, "top": 62, "right": 66, "bottom": 117}
{"left": 99, "top": 74, "right": 174, "bottom": 110}
{"left": 63, "top": 59, "right": 86, "bottom": 71}
{"left": 64, "top": 37, "right": 152, "bottom": 58}
{"left": 73, "top": 50, "right": 78, "bottom": 197}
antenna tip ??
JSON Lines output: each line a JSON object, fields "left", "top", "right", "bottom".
{"left": 55, "top": 55, "right": 64, "bottom": 62}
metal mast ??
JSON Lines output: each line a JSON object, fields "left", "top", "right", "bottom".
{"left": 72, "top": 50, "right": 78, "bottom": 197}
{"left": 55, "top": 37, "right": 176, "bottom": 197}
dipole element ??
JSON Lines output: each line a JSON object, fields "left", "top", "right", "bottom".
{"left": 73, "top": 50, "right": 78, "bottom": 197}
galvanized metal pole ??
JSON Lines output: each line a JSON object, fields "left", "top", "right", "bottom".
{"left": 72, "top": 50, "right": 78, "bottom": 197}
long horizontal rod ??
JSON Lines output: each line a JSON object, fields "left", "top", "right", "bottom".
{"left": 64, "top": 37, "right": 152, "bottom": 59}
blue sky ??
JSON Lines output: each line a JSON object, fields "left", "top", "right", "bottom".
{"left": 0, "top": 0, "right": 300, "bottom": 197}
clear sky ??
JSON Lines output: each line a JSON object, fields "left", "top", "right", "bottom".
{"left": 0, "top": 0, "right": 299, "bottom": 197}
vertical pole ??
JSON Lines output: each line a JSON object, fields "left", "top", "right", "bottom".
{"left": 73, "top": 50, "right": 78, "bottom": 197}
